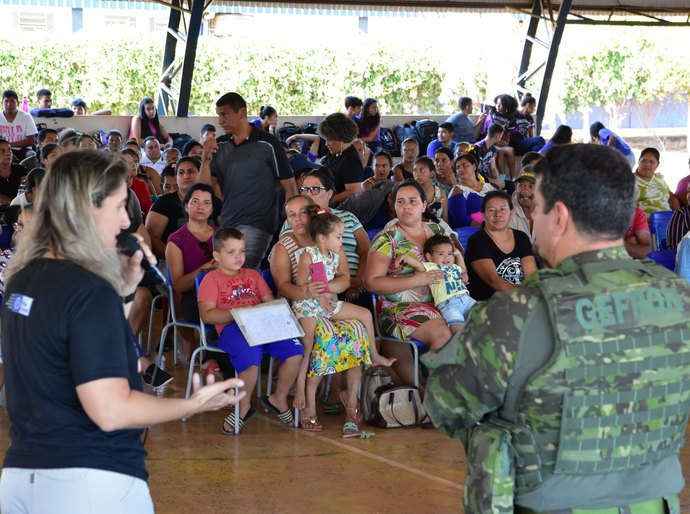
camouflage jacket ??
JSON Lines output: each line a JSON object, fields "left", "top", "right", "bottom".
{"left": 423, "top": 246, "right": 690, "bottom": 511}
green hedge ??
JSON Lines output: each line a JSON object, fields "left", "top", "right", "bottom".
{"left": 0, "top": 36, "right": 448, "bottom": 116}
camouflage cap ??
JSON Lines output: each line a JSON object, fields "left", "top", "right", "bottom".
{"left": 516, "top": 168, "right": 536, "bottom": 183}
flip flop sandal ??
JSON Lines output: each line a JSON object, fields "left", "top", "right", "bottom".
{"left": 300, "top": 416, "right": 323, "bottom": 432}
{"left": 261, "top": 395, "right": 294, "bottom": 425}
{"left": 339, "top": 391, "right": 363, "bottom": 427}
{"left": 342, "top": 421, "right": 361, "bottom": 438}
{"left": 221, "top": 406, "right": 256, "bottom": 435}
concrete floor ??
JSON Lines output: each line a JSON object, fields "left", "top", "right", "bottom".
{"left": 1, "top": 354, "right": 689, "bottom": 513}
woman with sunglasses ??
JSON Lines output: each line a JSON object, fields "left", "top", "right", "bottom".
{"left": 165, "top": 183, "right": 218, "bottom": 362}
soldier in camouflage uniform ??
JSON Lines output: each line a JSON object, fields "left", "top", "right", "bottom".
{"left": 423, "top": 144, "right": 689, "bottom": 514}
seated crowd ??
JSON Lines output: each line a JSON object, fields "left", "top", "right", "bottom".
{"left": 1, "top": 86, "right": 688, "bottom": 439}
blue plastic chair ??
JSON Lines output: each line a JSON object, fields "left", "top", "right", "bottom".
{"left": 649, "top": 210, "right": 673, "bottom": 251}
{"left": 647, "top": 249, "right": 677, "bottom": 271}
{"left": 453, "top": 225, "right": 480, "bottom": 252}
{"left": 0, "top": 225, "right": 11, "bottom": 250}
{"left": 366, "top": 228, "right": 383, "bottom": 241}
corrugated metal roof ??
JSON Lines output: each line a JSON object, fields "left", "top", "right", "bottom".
{"left": 208, "top": 1, "right": 690, "bottom": 15}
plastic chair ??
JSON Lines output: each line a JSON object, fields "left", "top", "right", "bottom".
{"left": 145, "top": 283, "right": 170, "bottom": 355}
{"left": 649, "top": 210, "right": 673, "bottom": 251}
{"left": 154, "top": 265, "right": 202, "bottom": 370}
{"left": 453, "top": 225, "right": 480, "bottom": 252}
{"left": 647, "top": 249, "right": 677, "bottom": 271}
{"left": 366, "top": 228, "right": 383, "bottom": 241}
{"left": 370, "top": 293, "right": 427, "bottom": 388}
{"left": 261, "top": 268, "right": 300, "bottom": 428}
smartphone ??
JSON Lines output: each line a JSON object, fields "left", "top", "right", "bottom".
{"left": 480, "top": 103, "right": 491, "bottom": 114}
{"left": 309, "top": 262, "right": 330, "bottom": 293}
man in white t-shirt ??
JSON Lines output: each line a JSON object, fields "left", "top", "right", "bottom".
{"left": 0, "top": 90, "right": 37, "bottom": 161}
{"left": 139, "top": 136, "right": 166, "bottom": 175}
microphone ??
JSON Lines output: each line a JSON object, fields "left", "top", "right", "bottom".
{"left": 116, "top": 233, "right": 167, "bottom": 286}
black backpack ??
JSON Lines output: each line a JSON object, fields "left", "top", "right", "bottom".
{"left": 379, "top": 127, "right": 399, "bottom": 156}
{"left": 414, "top": 119, "right": 439, "bottom": 155}
{"left": 277, "top": 122, "right": 301, "bottom": 143}
{"left": 300, "top": 122, "right": 329, "bottom": 157}
{"left": 394, "top": 123, "right": 420, "bottom": 149}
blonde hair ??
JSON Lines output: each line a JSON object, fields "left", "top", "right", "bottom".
{"left": 7, "top": 150, "right": 129, "bottom": 293}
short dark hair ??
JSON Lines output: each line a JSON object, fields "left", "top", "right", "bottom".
{"left": 37, "top": 128, "right": 58, "bottom": 143}
{"left": 200, "top": 123, "right": 216, "bottom": 135}
{"left": 414, "top": 156, "right": 435, "bottom": 172}
{"left": 161, "top": 164, "right": 177, "bottom": 180}
{"left": 305, "top": 166, "right": 335, "bottom": 191}
{"left": 177, "top": 156, "right": 201, "bottom": 171}
{"left": 182, "top": 182, "right": 214, "bottom": 206}
{"left": 2, "top": 90, "right": 18, "bottom": 101}
{"left": 589, "top": 121, "right": 605, "bottom": 139}
{"left": 487, "top": 123, "right": 504, "bottom": 138}
{"left": 71, "top": 98, "right": 87, "bottom": 108}
{"left": 307, "top": 204, "right": 343, "bottom": 241}
{"left": 434, "top": 147, "right": 454, "bottom": 161}
{"left": 423, "top": 234, "right": 454, "bottom": 256}
{"left": 640, "top": 147, "right": 660, "bottom": 162}
{"left": 458, "top": 96, "right": 472, "bottom": 110}
{"left": 213, "top": 226, "right": 244, "bottom": 252}
{"left": 481, "top": 190, "right": 513, "bottom": 212}
{"left": 143, "top": 136, "right": 158, "bottom": 146}
{"left": 76, "top": 134, "right": 96, "bottom": 147}
{"left": 259, "top": 105, "right": 277, "bottom": 119}
{"left": 182, "top": 139, "right": 202, "bottom": 156}
{"left": 318, "top": 113, "right": 359, "bottom": 144}
{"left": 344, "top": 96, "right": 363, "bottom": 109}
{"left": 36, "top": 88, "right": 51, "bottom": 99}
{"left": 38, "top": 143, "right": 60, "bottom": 164}
{"left": 534, "top": 144, "right": 635, "bottom": 240}
{"left": 26, "top": 167, "right": 46, "bottom": 191}
{"left": 374, "top": 150, "right": 393, "bottom": 166}
{"left": 439, "top": 122, "right": 454, "bottom": 133}
{"left": 107, "top": 130, "right": 122, "bottom": 139}
{"left": 216, "top": 92, "right": 246, "bottom": 111}
{"left": 520, "top": 94, "right": 536, "bottom": 107}
{"left": 521, "top": 151, "right": 542, "bottom": 167}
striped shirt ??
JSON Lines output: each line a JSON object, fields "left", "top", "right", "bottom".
{"left": 280, "top": 208, "right": 364, "bottom": 276}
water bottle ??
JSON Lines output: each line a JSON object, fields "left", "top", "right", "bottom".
{"left": 21, "top": 96, "right": 29, "bottom": 113}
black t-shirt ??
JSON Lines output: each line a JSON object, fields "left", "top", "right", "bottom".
{"left": 322, "top": 145, "right": 364, "bottom": 195}
{"left": 0, "top": 164, "right": 27, "bottom": 201}
{"left": 1, "top": 259, "right": 147, "bottom": 480}
{"left": 150, "top": 191, "right": 221, "bottom": 243}
{"left": 465, "top": 227, "right": 533, "bottom": 301}
{"left": 211, "top": 125, "right": 293, "bottom": 233}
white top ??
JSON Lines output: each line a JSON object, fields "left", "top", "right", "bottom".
{"left": 0, "top": 110, "right": 37, "bottom": 145}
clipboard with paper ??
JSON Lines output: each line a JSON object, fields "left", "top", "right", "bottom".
{"left": 231, "top": 299, "right": 305, "bottom": 346}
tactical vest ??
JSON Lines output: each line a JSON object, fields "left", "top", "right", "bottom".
{"left": 505, "top": 258, "right": 690, "bottom": 494}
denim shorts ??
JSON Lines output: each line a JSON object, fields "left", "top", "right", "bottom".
{"left": 437, "top": 294, "right": 476, "bottom": 326}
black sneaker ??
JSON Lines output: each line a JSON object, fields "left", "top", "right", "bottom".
{"left": 142, "top": 364, "right": 173, "bottom": 388}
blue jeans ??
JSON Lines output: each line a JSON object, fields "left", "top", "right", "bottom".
{"left": 236, "top": 224, "right": 273, "bottom": 270}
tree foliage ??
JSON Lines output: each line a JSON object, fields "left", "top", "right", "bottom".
{"left": 560, "top": 38, "right": 687, "bottom": 126}
{"left": 0, "top": 36, "right": 446, "bottom": 115}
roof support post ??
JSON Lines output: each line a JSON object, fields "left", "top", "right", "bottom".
{"left": 536, "top": 0, "right": 571, "bottom": 134}
{"left": 516, "top": 0, "right": 543, "bottom": 94}
{"left": 158, "top": 0, "right": 182, "bottom": 115}
{"left": 176, "top": 0, "right": 204, "bottom": 117}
